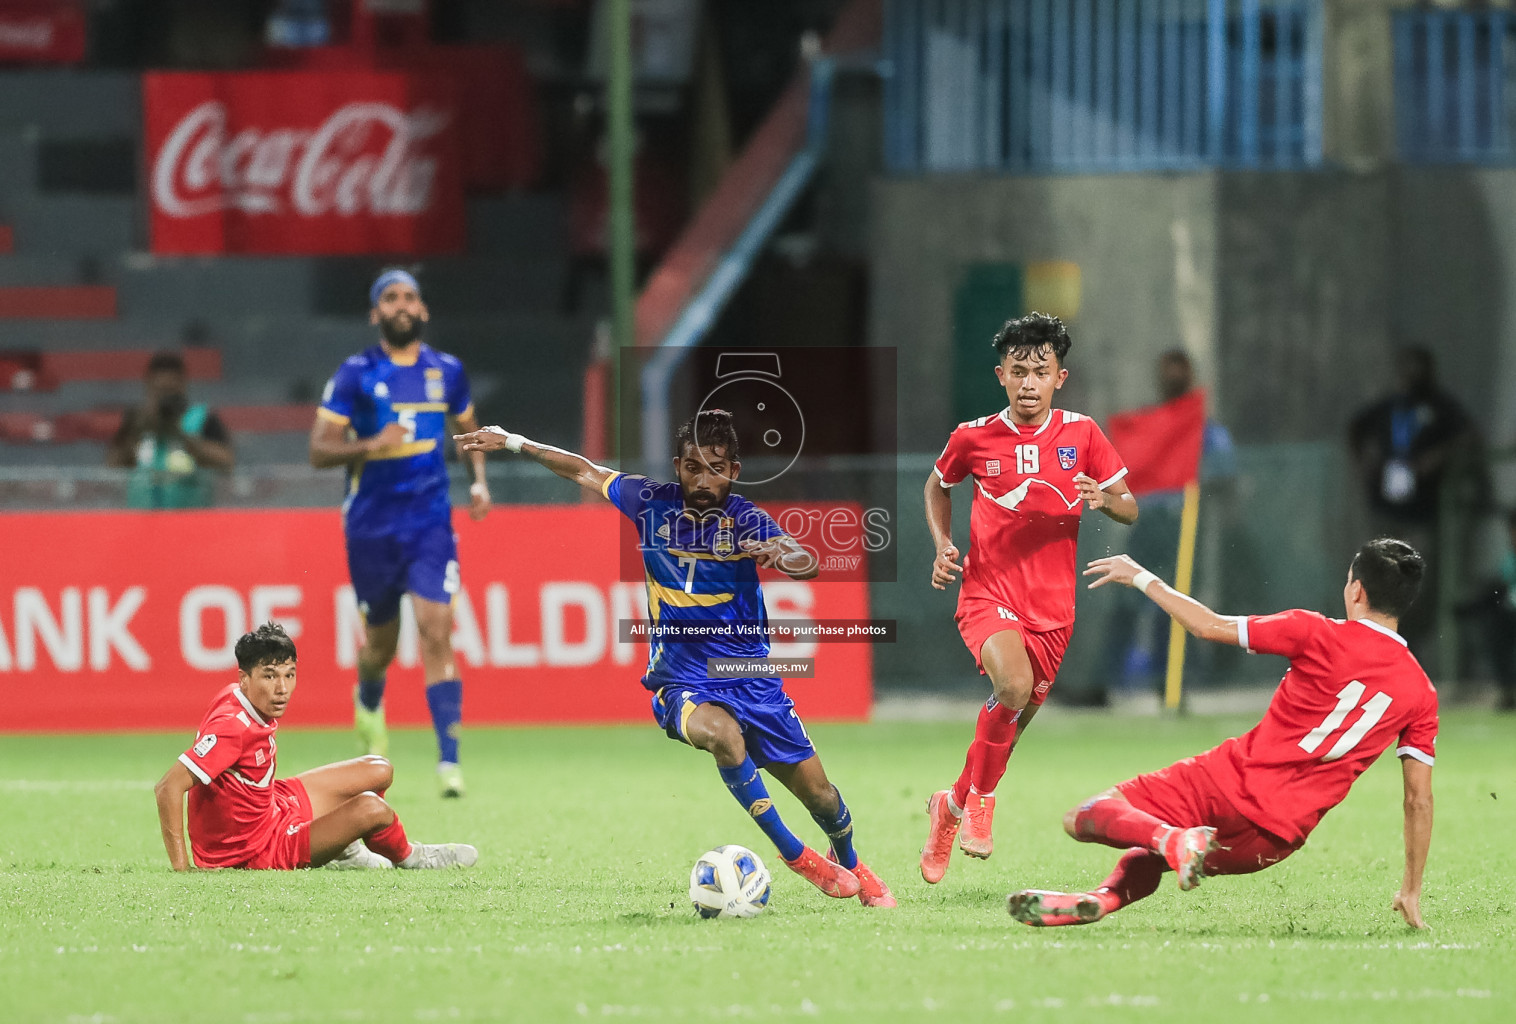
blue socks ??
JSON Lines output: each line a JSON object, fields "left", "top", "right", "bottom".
{"left": 357, "top": 674, "right": 386, "bottom": 713}
{"left": 425, "top": 678, "right": 463, "bottom": 763}
{"left": 717, "top": 757, "right": 804, "bottom": 862}
{"left": 811, "top": 788, "right": 857, "bottom": 869}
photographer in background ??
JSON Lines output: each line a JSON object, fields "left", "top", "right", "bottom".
{"left": 107, "top": 350, "right": 235, "bottom": 509}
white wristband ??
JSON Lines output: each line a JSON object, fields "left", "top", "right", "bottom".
{"left": 1133, "top": 570, "right": 1159, "bottom": 595}
{"left": 469, "top": 481, "right": 488, "bottom": 497}
{"left": 481, "top": 425, "right": 528, "bottom": 453}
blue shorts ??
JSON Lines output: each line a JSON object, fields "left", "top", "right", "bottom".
{"left": 651, "top": 681, "right": 816, "bottom": 768}
{"left": 345, "top": 521, "right": 460, "bottom": 625}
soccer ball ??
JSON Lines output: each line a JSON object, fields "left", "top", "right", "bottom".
{"left": 689, "top": 845, "right": 772, "bottom": 919}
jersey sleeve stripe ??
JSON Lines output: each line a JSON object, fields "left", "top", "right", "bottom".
{"left": 1237, "top": 616, "right": 1251, "bottom": 653}
{"left": 454, "top": 402, "right": 475, "bottom": 421}
{"left": 178, "top": 753, "right": 212, "bottom": 785}
{"left": 316, "top": 407, "right": 350, "bottom": 425}
{"left": 1396, "top": 745, "right": 1434, "bottom": 766}
{"left": 1097, "top": 466, "right": 1128, "bottom": 490}
{"left": 600, "top": 471, "right": 621, "bottom": 500}
{"left": 933, "top": 466, "right": 962, "bottom": 488}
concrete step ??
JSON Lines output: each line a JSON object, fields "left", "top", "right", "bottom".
{"left": 0, "top": 254, "right": 104, "bottom": 286}
{"left": 9, "top": 196, "right": 137, "bottom": 258}
{"left": 0, "top": 71, "right": 141, "bottom": 136}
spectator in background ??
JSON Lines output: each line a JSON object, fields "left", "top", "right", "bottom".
{"left": 106, "top": 350, "right": 234, "bottom": 509}
{"left": 1348, "top": 346, "right": 1475, "bottom": 666}
{"left": 1104, "top": 350, "right": 1236, "bottom": 703}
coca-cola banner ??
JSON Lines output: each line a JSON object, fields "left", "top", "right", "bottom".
{"left": 0, "top": 507, "right": 873, "bottom": 733}
{"left": 144, "top": 72, "right": 465, "bottom": 255}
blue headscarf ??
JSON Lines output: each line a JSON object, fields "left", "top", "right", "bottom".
{"left": 370, "top": 269, "right": 421, "bottom": 307}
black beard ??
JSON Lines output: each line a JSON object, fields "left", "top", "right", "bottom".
{"left": 379, "top": 315, "right": 422, "bottom": 347}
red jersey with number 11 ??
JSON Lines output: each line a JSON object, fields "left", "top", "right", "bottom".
{"left": 934, "top": 407, "right": 1127, "bottom": 631}
{"left": 1203, "top": 611, "right": 1439, "bottom": 844}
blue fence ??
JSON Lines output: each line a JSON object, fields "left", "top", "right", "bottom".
{"left": 883, "top": 0, "right": 1323, "bottom": 174}
{"left": 1395, "top": 10, "right": 1516, "bottom": 164}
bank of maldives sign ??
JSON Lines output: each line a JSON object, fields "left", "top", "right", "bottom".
{"left": 144, "top": 72, "right": 465, "bottom": 255}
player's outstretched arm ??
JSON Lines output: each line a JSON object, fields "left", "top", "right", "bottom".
{"left": 453, "top": 427, "right": 615, "bottom": 498}
{"left": 924, "top": 472, "right": 963, "bottom": 590}
{"left": 1394, "top": 757, "right": 1434, "bottom": 929}
{"left": 740, "top": 536, "right": 819, "bottom": 580}
{"left": 153, "top": 761, "right": 197, "bottom": 871}
{"left": 1085, "top": 554, "right": 1242, "bottom": 645}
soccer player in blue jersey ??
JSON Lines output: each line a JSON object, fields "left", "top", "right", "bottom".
{"left": 308, "top": 269, "right": 491, "bottom": 798}
{"left": 455, "top": 410, "right": 895, "bottom": 906}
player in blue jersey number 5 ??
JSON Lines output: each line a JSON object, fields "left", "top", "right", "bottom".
{"left": 309, "top": 269, "right": 490, "bottom": 798}
{"left": 455, "top": 409, "right": 895, "bottom": 907}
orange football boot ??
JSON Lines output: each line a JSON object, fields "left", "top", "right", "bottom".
{"left": 783, "top": 845, "right": 861, "bottom": 898}
{"left": 828, "top": 848, "right": 897, "bottom": 908}
{"left": 958, "top": 790, "right": 996, "bottom": 859}
{"left": 920, "top": 789, "right": 962, "bottom": 884}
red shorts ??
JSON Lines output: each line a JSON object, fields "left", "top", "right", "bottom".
{"left": 246, "top": 778, "right": 313, "bottom": 870}
{"left": 1116, "top": 753, "right": 1301, "bottom": 875}
{"left": 955, "top": 595, "right": 1071, "bottom": 706}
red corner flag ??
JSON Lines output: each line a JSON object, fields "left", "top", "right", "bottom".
{"left": 1106, "top": 389, "right": 1207, "bottom": 495}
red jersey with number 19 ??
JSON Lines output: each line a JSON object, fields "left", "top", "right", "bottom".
{"left": 934, "top": 407, "right": 1127, "bottom": 631}
{"left": 1202, "top": 611, "right": 1439, "bottom": 844}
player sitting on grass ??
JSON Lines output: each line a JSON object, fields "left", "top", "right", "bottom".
{"left": 455, "top": 410, "right": 895, "bottom": 907}
{"left": 154, "top": 622, "right": 478, "bottom": 872}
{"left": 1007, "top": 539, "right": 1437, "bottom": 929}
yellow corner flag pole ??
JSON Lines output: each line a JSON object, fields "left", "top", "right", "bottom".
{"left": 1164, "top": 481, "right": 1202, "bottom": 710}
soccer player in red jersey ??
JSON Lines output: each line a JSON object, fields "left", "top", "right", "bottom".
{"left": 154, "top": 622, "right": 477, "bottom": 871}
{"left": 1007, "top": 538, "right": 1437, "bottom": 929}
{"left": 921, "top": 313, "right": 1138, "bottom": 883}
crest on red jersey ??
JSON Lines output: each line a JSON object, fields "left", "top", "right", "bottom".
{"left": 986, "top": 459, "right": 1001, "bottom": 476}
{"left": 1057, "top": 446, "right": 1078, "bottom": 470}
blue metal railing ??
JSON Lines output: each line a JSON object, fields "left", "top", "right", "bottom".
{"left": 1395, "top": 9, "right": 1515, "bottom": 164}
{"left": 883, "top": 0, "right": 1323, "bottom": 173}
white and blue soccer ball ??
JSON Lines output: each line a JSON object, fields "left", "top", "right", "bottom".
{"left": 689, "top": 845, "right": 772, "bottom": 919}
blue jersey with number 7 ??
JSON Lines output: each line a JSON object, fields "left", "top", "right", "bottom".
{"left": 602, "top": 472, "right": 787, "bottom": 692}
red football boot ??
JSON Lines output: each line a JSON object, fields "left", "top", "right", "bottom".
{"left": 958, "top": 790, "right": 996, "bottom": 859}
{"left": 829, "top": 848, "right": 897, "bottom": 908}
{"left": 1160, "top": 825, "right": 1218, "bottom": 891}
{"left": 1006, "top": 889, "right": 1115, "bottom": 927}
{"left": 920, "top": 790, "right": 962, "bottom": 884}
{"left": 783, "top": 845, "right": 861, "bottom": 899}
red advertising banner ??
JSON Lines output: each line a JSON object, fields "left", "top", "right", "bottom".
{"left": 0, "top": 1, "right": 86, "bottom": 65}
{"left": 0, "top": 507, "right": 872, "bottom": 733}
{"left": 143, "top": 72, "right": 466, "bottom": 255}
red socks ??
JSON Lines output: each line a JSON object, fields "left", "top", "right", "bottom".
{"left": 1073, "top": 797, "right": 1174, "bottom": 854}
{"left": 952, "top": 700, "right": 1020, "bottom": 807}
{"left": 364, "top": 815, "right": 413, "bottom": 863}
{"left": 1094, "top": 848, "right": 1166, "bottom": 912}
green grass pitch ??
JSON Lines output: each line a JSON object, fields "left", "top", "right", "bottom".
{"left": 2, "top": 710, "right": 1513, "bottom": 1023}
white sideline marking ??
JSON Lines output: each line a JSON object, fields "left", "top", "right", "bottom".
{"left": 0, "top": 780, "right": 154, "bottom": 792}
